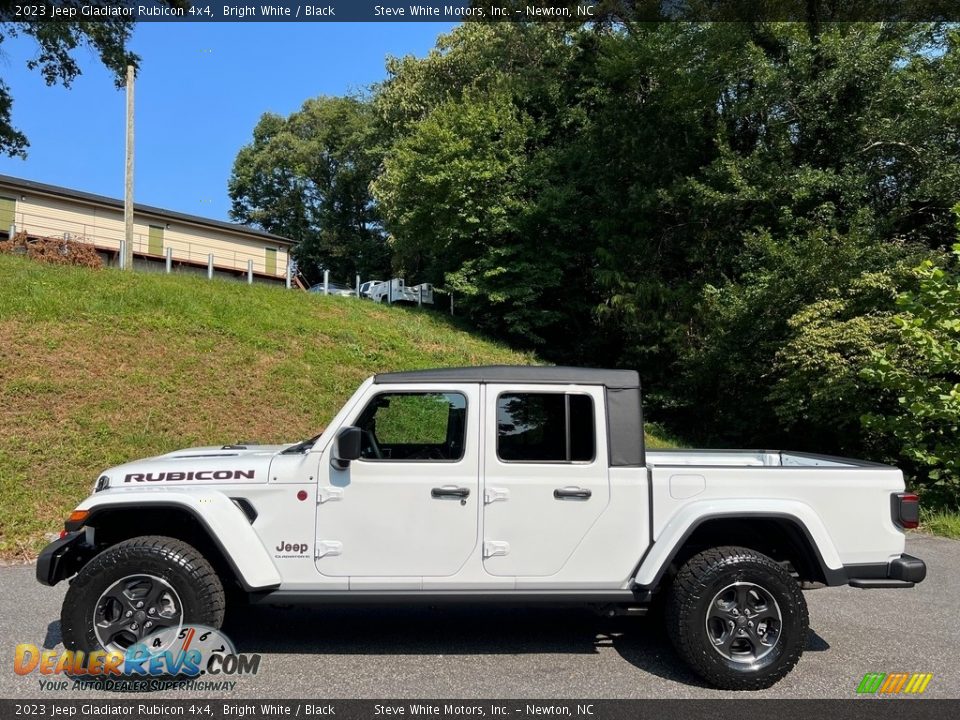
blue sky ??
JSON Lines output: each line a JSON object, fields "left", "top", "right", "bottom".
{"left": 0, "top": 23, "right": 454, "bottom": 221}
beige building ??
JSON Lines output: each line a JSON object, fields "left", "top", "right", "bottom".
{"left": 0, "top": 174, "right": 294, "bottom": 283}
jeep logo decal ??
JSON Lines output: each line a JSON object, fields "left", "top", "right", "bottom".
{"left": 276, "top": 541, "right": 308, "bottom": 555}
{"left": 123, "top": 470, "right": 256, "bottom": 482}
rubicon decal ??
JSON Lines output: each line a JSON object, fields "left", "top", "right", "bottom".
{"left": 856, "top": 672, "right": 933, "bottom": 695}
{"left": 124, "top": 470, "right": 255, "bottom": 482}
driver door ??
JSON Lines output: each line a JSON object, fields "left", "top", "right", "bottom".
{"left": 315, "top": 384, "right": 479, "bottom": 579}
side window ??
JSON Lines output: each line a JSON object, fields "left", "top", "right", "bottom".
{"left": 355, "top": 392, "right": 467, "bottom": 461}
{"left": 497, "top": 393, "right": 595, "bottom": 463}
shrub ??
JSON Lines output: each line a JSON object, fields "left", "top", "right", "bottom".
{"left": 769, "top": 268, "right": 908, "bottom": 456}
{"left": 0, "top": 232, "right": 103, "bottom": 269}
{"left": 861, "top": 227, "right": 960, "bottom": 508}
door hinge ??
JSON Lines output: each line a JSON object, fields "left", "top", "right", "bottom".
{"left": 315, "top": 540, "right": 343, "bottom": 559}
{"left": 484, "top": 487, "right": 510, "bottom": 504}
{"left": 483, "top": 540, "right": 510, "bottom": 558}
{"left": 317, "top": 486, "right": 344, "bottom": 504}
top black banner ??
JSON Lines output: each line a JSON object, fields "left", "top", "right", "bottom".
{"left": 2, "top": 0, "right": 960, "bottom": 22}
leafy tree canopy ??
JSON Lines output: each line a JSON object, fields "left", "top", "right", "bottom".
{"left": 229, "top": 96, "right": 388, "bottom": 284}
{"left": 230, "top": 20, "right": 960, "bottom": 503}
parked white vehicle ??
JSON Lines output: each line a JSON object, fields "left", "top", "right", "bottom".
{"left": 358, "top": 280, "right": 384, "bottom": 299}
{"left": 39, "top": 366, "right": 925, "bottom": 689}
{"left": 366, "top": 278, "right": 434, "bottom": 305}
{"left": 308, "top": 282, "right": 356, "bottom": 297}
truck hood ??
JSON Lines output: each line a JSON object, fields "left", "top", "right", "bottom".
{"left": 100, "top": 444, "right": 292, "bottom": 489}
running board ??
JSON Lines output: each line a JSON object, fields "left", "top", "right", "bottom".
{"left": 247, "top": 589, "right": 645, "bottom": 606}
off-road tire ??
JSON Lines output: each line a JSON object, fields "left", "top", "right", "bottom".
{"left": 61, "top": 536, "right": 225, "bottom": 653}
{"left": 666, "top": 546, "right": 808, "bottom": 690}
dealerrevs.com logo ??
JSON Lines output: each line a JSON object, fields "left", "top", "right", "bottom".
{"left": 15, "top": 625, "right": 261, "bottom": 692}
{"left": 856, "top": 672, "right": 933, "bottom": 695}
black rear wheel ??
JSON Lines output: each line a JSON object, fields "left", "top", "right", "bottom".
{"left": 666, "top": 546, "right": 808, "bottom": 690}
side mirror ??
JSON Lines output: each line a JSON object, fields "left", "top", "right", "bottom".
{"left": 331, "top": 426, "right": 362, "bottom": 470}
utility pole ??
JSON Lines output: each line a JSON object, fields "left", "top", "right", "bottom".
{"left": 123, "top": 64, "right": 135, "bottom": 270}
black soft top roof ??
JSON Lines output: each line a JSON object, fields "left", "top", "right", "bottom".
{"left": 374, "top": 365, "right": 640, "bottom": 389}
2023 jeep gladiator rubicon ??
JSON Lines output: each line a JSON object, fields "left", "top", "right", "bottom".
{"left": 38, "top": 366, "right": 926, "bottom": 689}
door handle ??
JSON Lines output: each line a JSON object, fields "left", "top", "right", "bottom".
{"left": 431, "top": 486, "right": 471, "bottom": 499}
{"left": 554, "top": 487, "right": 592, "bottom": 500}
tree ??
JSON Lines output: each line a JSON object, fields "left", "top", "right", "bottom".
{"left": 372, "top": 23, "right": 609, "bottom": 348}
{"left": 768, "top": 260, "right": 919, "bottom": 455}
{"left": 0, "top": 1, "right": 185, "bottom": 157}
{"left": 228, "top": 20, "right": 959, "bottom": 481}
{"left": 373, "top": 90, "right": 553, "bottom": 339}
{"left": 861, "top": 218, "right": 960, "bottom": 508}
{"left": 229, "top": 96, "right": 388, "bottom": 284}
{"left": 623, "top": 23, "right": 959, "bottom": 442}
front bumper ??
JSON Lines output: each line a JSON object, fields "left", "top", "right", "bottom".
{"left": 846, "top": 553, "right": 927, "bottom": 589}
{"left": 36, "top": 531, "right": 96, "bottom": 586}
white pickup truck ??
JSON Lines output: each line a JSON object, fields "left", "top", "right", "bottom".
{"left": 38, "top": 366, "right": 925, "bottom": 689}
{"left": 365, "top": 278, "right": 434, "bottom": 305}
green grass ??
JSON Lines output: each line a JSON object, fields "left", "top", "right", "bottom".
{"left": 643, "top": 421, "right": 680, "bottom": 449}
{"left": 919, "top": 509, "right": 960, "bottom": 539}
{"left": 0, "top": 255, "right": 539, "bottom": 559}
{"left": 0, "top": 254, "right": 672, "bottom": 559}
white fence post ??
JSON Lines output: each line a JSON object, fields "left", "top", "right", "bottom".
{"left": 285, "top": 261, "right": 292, "bottom": 289}
{"left": 8, "top": 223, "right": 15, "bottom": 237}
{"left": 248, "top": 259, "right": 254, "bottom": 284}
{"left": 323, "top": 269, "right": 329, "bottom": 295}
{"left": 207, "top": 254, "right": 214, "bottom": 279}
{"left": 165, "top": 247, "right": 172, "bottom": 273}
{"left": 356, "top": 274, "right": 361, "bottom": 297}
{"left": 119, "top": 241, "right": 126, "bottom": 270}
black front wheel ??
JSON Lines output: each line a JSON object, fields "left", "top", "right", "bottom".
{"left": 61, "top": 536, "right": 225, "bottom": 654}
{"left": 666, "top": 546, "right": 809, "bottom": 690}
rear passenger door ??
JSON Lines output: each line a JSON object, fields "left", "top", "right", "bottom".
{"left": 482, "top": 385, "right": 609, "bottom": 577}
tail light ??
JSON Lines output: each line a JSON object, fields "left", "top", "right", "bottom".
{"left": 891, "top": 493, "right": 920, "bottom": 529}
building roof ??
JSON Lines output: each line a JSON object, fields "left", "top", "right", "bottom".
{"left": 0, "top": 174, "right": 294, "bottom": 246}
{"left": 374, "top": 365, "right": 641, "bottom": 388}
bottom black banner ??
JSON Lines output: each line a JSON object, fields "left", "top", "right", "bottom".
{"left": 1, "top": 699, "right": 958, "bottom": 720}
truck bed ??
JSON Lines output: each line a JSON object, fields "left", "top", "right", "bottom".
{"left": 645, "top": 449, "right": 893, "bottom": 468}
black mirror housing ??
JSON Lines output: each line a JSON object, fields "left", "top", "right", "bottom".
{"left": 332, "top": 426, "right": 362, "bottom": 470}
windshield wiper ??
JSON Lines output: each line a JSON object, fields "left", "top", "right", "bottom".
{"left": 282, "top": 433, "right": 323, "bottom": 454}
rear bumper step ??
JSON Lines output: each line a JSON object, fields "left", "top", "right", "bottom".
{"left": 846, "top": 553, "right": 926, "bottom": 589}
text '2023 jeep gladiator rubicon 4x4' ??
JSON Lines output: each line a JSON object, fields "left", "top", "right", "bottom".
{"left": 38, "top": 366, "right": 926, "bottom": 689}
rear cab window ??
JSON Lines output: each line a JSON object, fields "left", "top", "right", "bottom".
{"left": 496, "top": 392, "right": 595, "bottom": 463}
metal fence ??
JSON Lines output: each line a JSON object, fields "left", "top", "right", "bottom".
{"left": 6, "top": 208, "right": 290, "bottom": 285}
{"left": 6, "top": 210, "right": 456, "bottom": 311}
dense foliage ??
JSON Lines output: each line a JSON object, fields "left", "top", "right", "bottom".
{"left": 229, "top": 97, "right": 389, "bottom": 283}
{"left": 230, "top": 21, "right": 960, "bottom": 504}
{"left": 862, "top": 226, "right": 960, "bottom": 508}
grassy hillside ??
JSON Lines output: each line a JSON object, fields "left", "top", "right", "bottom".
{"left": 0, "top": 255, "right": 670, "bottom": 559}
{"left": 0, "top": 256, "right": 532, "bottom": 558}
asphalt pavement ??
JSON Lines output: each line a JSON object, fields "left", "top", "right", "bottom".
{"left": 1, "top": 534, "right": 956, "bottom": 699}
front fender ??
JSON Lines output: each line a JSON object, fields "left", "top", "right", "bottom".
{"left": 62, "top": 490, "right": 281, "bottom": 591}
{"left": 632, "top": 499, "right": 844, "bottom": 588}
